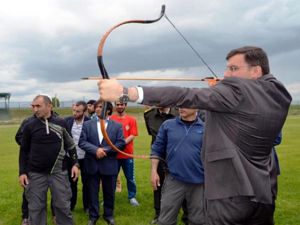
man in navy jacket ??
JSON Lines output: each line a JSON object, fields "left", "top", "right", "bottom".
{"left": 79, "top": 100, "right": 125, "bottom": 225}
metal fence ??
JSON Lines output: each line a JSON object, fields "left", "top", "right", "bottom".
{"left": 0, "top": 100, "right": 78, "bottom": 109}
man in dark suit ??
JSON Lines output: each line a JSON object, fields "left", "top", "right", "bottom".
{"left": 65, "top": 101, "right": 90, "bottom": 212}
{"left": 79, "top": 100, "right": 125, "bottom": 225}
{"left": 98, "top": 46, "right": 292, "bottom": 225}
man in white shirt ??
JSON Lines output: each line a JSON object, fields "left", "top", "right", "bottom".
{"left": 65, "top": 101, "right": 90, "bottom": 212}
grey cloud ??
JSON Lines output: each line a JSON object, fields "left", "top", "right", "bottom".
{"left": 1, "top": 0, "right": 300, "bottom": 101}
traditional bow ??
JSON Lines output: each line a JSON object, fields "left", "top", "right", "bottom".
{"left": 88, "top": 5, "right": 221, "bottom": 87}
{"left": 97, "top": 5, "right": 166, "bottom": 159}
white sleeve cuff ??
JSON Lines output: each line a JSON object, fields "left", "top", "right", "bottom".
{"left": 135, "top": 86, "right": 144, "bottom": 104}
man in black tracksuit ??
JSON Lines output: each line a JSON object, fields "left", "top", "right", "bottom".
{"left": 18, "top": 95, "right": 79, "bottom": 225}
{"left": 16, "top": 111, "right": 61, "bottom": 225}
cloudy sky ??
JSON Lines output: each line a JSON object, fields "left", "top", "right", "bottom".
{"left": 1, "top": 0, "right": 299, "bottom": 104}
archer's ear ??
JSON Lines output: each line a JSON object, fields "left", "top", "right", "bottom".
{"left": 251, "top": 65, "right": 263, "bottom": 79}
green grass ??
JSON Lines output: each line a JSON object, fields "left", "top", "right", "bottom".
{"left": 0, "top": 114, "right": 299, "bottom": 224}
{"left": 275, "top": 116, "right": 300, "bottom": 225}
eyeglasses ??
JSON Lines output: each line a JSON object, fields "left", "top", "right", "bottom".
{"left": 225, "top": 65, "right": 254, "bottom": 72}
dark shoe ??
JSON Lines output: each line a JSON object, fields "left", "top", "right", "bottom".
{"left": 21, "top": 218, "right": 30, "bottom": 225}
{"left": 104, "top": 217, "right": 115, "bottom": 225}
{"left": 87, "top": 219, "right": 97, "bottom": 225}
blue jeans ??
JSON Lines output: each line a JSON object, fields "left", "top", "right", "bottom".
{"left": 118, "top": 159, "right": 137, "bottom": 199}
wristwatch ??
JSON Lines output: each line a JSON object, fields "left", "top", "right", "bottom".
{"left": 119, "top": 87, "right": 130, "bottom": 103}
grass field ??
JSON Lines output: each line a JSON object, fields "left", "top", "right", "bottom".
{"left": 0, "top": 112, "right": 299, "bottom": 225}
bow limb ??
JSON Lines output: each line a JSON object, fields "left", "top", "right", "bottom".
{"left": 97, "top": 5, "right": 165, "bottom": 159}
{"left": 97, "top": 5, "right": 165, "bottom": 79}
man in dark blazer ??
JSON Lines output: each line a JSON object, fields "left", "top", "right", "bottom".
{"left": 98, "top": 46, "right": 292, "bottom": 225}
{"left": 79, "top": 100, "right": 125, "bottom": 225}
{"left": 64, "top": 101, "right": 90, "bottom": 212}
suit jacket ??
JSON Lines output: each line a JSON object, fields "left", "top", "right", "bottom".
{"left": 64, "top": 115, "right": 90, "bottom": 135}
{"left": 142, "top": 74, "right": 292, "bottom": 204}
{"left": 143, "top": 107, "right": 178, "bottom": 145}
{"left": 78, "top": 119, "right": 125, "bottom": 176}
{"left": 64, "top": 115, "right": 90, "bottom": 161}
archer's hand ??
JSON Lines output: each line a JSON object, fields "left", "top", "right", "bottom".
{"left": 98, "top": 79, "right": 139, "bottom": 102}
{"left": 98, "top": 79, "right": 123, "bottom": 102}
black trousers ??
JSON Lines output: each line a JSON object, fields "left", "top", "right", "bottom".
{"left": 68, "top": 159, "right": 90, "bottom": 211}
{"left": 206, "top": 196, "right": 275, "bottom": 225}
{"left": 22, "top": 190, "right": 29, "bottom": 219}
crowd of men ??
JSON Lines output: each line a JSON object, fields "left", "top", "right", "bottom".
{"left": 17, "top": 46, "right": 291, "bottom": 225}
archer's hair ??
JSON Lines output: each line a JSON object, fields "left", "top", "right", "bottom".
{"left": 226, "top": 46, "right": 270, "bottom": 75}
{"left": 75, "top": 101, "right": 87, "bottom": 112}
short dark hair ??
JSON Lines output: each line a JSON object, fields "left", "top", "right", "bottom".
{"left": 106, "top": 102, "right": 113, "bottom": 116}
{"left": 226, "top": 46, "right": 270, "bottom": 75}
{"left": 94, "top": 100, "right": 113, "bottom": 116}
{"left": 75, "top": 101, "right": 87, "bottom": 111}
{"left": 87, "top": 99, "right": 96, "bottom": 105}
{"left": 115, "top": 101, "right": 127, "bottom": 106}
